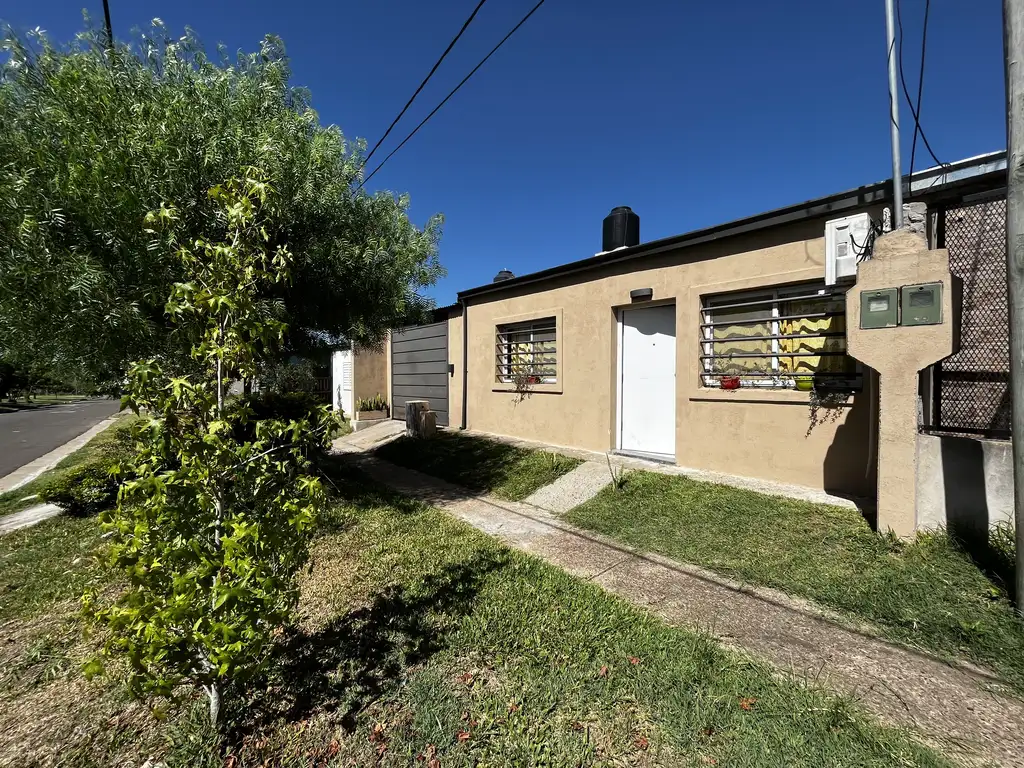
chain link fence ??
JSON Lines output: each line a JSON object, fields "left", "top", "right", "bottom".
{"left": 930, "top": 198, "right": 1010, "bottom": 439}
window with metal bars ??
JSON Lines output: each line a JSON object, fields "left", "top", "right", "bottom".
{"left": 495, "top": 317, "right": 557, "bottom": 383}
{"left": 700, "top": 284, "right": 862, "bottom": 390}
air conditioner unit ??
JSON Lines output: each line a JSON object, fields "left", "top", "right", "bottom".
{"left": 825, "top": 213, "right": 871, "bottom": 286}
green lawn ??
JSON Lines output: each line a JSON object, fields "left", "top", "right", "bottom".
{"left": 374, "top": 431, "right": 582, "bottom": 501}
{"left": 565, "top": 470, "right": 1024, "bottom": 692}
{"left": 0, "top": 459, "right": 947, "bottom": 767}
{"left": 0, "top": 416, "right": 128, "bottom": 519}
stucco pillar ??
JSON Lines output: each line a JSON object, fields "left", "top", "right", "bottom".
{"left": 846, "top": 229, "right": 960, "bottom": 538}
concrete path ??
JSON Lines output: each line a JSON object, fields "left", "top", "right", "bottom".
{"left": 0, "top": 503, "right": 61, "bottom": 535}
{"left": 0, "top": 413, "right": 122, "bottom": 493}
{"left": 523, "top": 460, "right": 611, "bottom": 512}
{"left": 0, "top": 398, "right": 120, "bottom": 479}
{"left": 334, "top": 444, "right": 1024, "bottom": 767}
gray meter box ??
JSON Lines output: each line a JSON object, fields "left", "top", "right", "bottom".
{"left": 860, "top": 288, "right": 898, "bottom": 329}
{"left": 901, "top": 282, "right": 943, "bottom": 326}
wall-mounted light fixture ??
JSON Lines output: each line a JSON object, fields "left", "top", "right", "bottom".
{"left": 629, "top": 288, "right": 653, "bottom": 302}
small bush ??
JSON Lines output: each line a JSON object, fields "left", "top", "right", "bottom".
{"left": 229, "top": 392, "right": 336, "bottom": 457}
{"left": 40, "top": 458, "right": 120, "bottom": 517}
{"left": 242, "top": 391, "right": 321, "bottom": 422}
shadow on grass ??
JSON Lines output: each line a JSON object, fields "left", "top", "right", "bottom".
{"left": 226, "top": 552, "right": 500, "bottom": 741}
{"left": 372, "top": 432, "right": 528, "bottom": 495}
{"left": 953, "top": 525, "right": 1018, "bottom": 602}
{"left": 312, "top": 452, "right": 431, "bottom": 534}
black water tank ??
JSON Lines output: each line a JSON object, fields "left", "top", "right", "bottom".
{"left": 602, "top": 206, "right": 640, "bottom": 252}
{"left": 493, "top": 269, "right": 514, "bottom": 283}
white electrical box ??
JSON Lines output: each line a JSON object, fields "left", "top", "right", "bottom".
{"left": 825, "top": 213, "right": 871, "bottom": 286}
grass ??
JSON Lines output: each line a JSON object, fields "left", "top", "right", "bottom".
{"left": 374, "top": 431, "right": 582, "bottom": 501}
{"left": 0, "top": 458, "right": 948, "bottom": 767}
{"left": 565, "top": 470, "right": 1024, "bottom": 691}
{"left": 0, "top": 516, "right": 111, "bottom": 620}
{"left": 0, "top": 416, "right": 128, "bottom": 518}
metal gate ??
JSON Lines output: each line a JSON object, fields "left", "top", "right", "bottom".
{"left": 930, "top": 198, "right": 1011, "bottom": 438}
{"left": 391, "top": 321, "right": 449, "bottom": 426}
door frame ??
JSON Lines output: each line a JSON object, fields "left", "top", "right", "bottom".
{"left": 615, "top": 301, "right": 677, "bottom": 456}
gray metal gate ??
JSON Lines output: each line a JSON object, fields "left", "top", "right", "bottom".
{"left": 391, "top": 321, "right": 449, "bottom": 426}
{"left": 929, "top": 198, "right": 1011, "bottom": 439}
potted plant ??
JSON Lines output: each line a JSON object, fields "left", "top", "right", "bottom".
{"left": 354, "top": 393, "right": 389, "bottom": 421}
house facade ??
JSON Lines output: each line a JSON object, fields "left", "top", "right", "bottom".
{"left": 388, "top": 152, "right": 1010, "bottom": 530}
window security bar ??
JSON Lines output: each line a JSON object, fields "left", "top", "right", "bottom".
{"left": 699, "top": 310, "right": 846, "bottom": 329}
{"left": 697, "top": 330, "right": 846, "bottom": 344}
{"left": 700, "top": 371, "right": 861, "bottom": 378}
{"left": 700, "top": 351, "right": 850, "bottom": 360}
{"left": 703, "top": 291, "right": 843, "bottom": 313}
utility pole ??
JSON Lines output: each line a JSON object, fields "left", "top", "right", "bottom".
{"left": 884, "top": 0, "right": 904, "bottom": 229}
{"left": 102, "top": 0, "right": 113, "bottom": 52}
{"left": 1004, "top": 0, "right": 1024, "bottom": 614}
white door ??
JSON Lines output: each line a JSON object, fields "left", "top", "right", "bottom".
{"left": 619, "top": 305, "right": 676, "bottom": 457}
{"left": 331, "top": 349, "right": 354, "bottom": 417}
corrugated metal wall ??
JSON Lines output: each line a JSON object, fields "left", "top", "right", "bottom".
{"left": 390, "top": 321, "right": 449, "bottom": 426}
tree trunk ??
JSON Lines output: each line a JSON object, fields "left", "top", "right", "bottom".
{"left": 206, "top": 682, "right": 220, "bottom": 727}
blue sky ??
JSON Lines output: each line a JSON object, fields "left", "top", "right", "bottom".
{"left": 2, "top": 1, "right": 1006, "bottom": 305}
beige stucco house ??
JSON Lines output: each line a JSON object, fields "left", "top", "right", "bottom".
{"left": 388, "top": 152, "right": 1011, "bottom": 533}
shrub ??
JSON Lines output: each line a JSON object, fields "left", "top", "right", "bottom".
{"left": 242, "top": 391, "right": 321, "bottom": 422}
{"left": 229, "top": 391, "right": 325, "bottom": 446}
{"left": 40, "top": 457, "right": 120, "bottom": 517}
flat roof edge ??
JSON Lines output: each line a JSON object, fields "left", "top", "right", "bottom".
{"left": 457, "top": 151, "right": 1007, "bottom": 302}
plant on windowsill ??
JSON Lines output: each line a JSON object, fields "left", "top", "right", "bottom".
{"left": 806, "top": 379, "right": 852, "bottom": 435}
{"left": 509, "top": 364, "right": 541, "bottom": 404}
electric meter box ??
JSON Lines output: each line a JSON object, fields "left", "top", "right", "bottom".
{"left": 901, "top": 282, "right": 943, "bottom": 326}
{"left": 860, "top": 288, "right": 899, "bottom": 329}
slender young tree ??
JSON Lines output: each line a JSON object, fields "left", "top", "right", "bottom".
{"left": 85, "top": 172, "right": 334, "bottom": 726}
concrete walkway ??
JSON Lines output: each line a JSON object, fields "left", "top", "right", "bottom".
{"left": 333, "top": 435, "right": 1024, "bottom": 767}
{"left": 523, "top": 460, "right": 611, "bottom": 512}
{"left": 0, "top": 503, "right": 61, "bottom": 535}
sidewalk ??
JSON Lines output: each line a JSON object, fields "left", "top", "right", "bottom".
{"left": 334, "top": 435, "right": 1024, "bottom": 767}
{"left": 0, "top": 414, "right": 121, "bottom": 493}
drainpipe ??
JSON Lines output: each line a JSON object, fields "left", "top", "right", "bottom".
{"left": 460, "top": 296, "right": 469, "bottom": 430}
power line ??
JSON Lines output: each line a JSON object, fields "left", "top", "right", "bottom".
{"left": 895, "top": 0, "right": 946, "bottom": 174}
{"left": 102, "top": 0, "right": 113, "bottom": 51}
{"left": 362, "top": 0, "right": 490, "bottom": 167}
{"left": 360, "top": 0, "right": 547, "bottom": 188}
{"left": 908, "top": 0, "right": 932, "bottom": 182}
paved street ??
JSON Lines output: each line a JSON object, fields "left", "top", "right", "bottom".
{"left": 0, "top": 398, "right": 120, "bottom": 478}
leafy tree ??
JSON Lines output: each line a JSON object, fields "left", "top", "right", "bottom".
{"left": 84, "top": 172, "right": 334, "bottom": 726}
{"left": 0, "top": 21, "right": 443, "bottom": 385}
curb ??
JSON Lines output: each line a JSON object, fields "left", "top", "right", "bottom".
{"left": 0, "top": 413, "right": 123, "bottom": 493}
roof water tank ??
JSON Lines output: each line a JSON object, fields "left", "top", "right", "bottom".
{"left": 493, "top": 269, "right": 514, "bottom": 283}
{"left": 602, "top": 206, "right": 640, "bottom": 252}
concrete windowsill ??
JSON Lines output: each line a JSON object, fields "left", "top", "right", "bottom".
{"left": 492, "top": 382, "right": 563, "bottom": 395}
{"left": 689, "top": 387, "right": 816, "bottom": 405}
